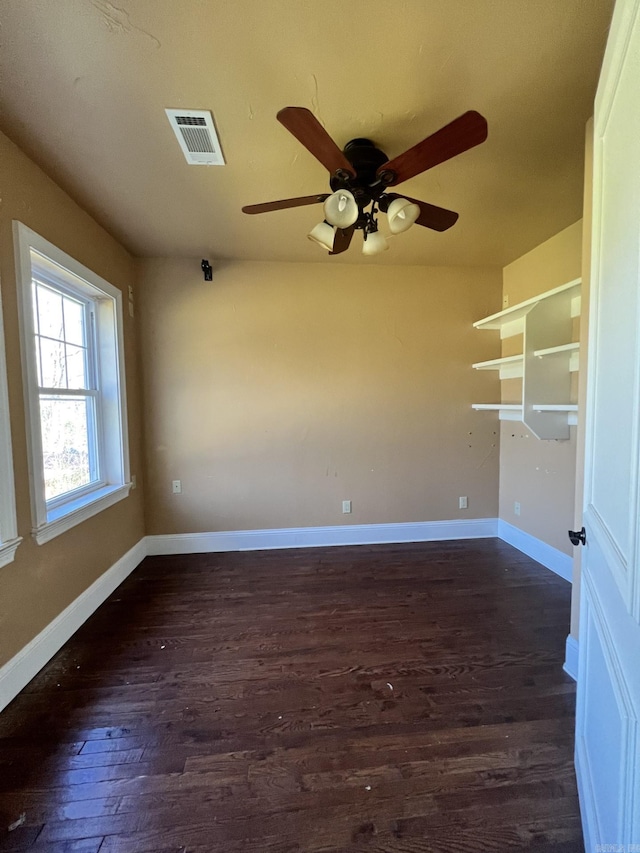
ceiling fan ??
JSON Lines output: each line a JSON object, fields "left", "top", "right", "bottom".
{"left": 242, "top": 107, "right": 488, "bottom": 256}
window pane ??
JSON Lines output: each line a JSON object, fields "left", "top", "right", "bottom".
{"left": 39, "top": 337, "right": 67, "bottom": 388}
{"left": 65, "top": 344, "right": 89, "bottom": 389}
{"left": 40, "top": 395, "right": 96, "bottom": 500}
{"left": 37, "top": 284, "right": 64, "bottom": 340}
{"left": 63, "top": 297, "right": 85, "bottom": 346}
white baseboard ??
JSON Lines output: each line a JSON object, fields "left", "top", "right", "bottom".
{"left": 563, "top": 634, "right": 579, "bottom": 681}
{"left": 145, "top": 517, "right": 499, "bottom": 555}
{"left": 0, "top": 538, "right": 147, "bottom": 714}
{"left": 497, "top": 519, "right": 573, "bottom": 583}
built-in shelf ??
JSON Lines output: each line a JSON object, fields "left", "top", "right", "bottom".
{"left": 472, "top": 278, "right": 581, "bottom": 440}
{"left": 472, "top": 354, "right": 523, "bottom": 379}
{"left": 533, "top": 342, "right": 580, "bottom": 358}
{"left": 471, "top": 403, "right": 578, "bottom": 425}
{"left": 472, "top": 349, "right": 579, "bottom": 377}
{"left": 534, "top": 341, "right": 580, "bottom": 373}
{"left": 472, "top": 403, "right": 522, "bottom": 412}
{"left": 471, "top": 404, "right": 526, "bottom": 423}
{"left": 532, "top": 404, "right": 579, "bottom": 412}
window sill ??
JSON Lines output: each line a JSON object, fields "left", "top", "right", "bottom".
{"left": 0, "top": 537, "right": 23, "bottom": 568}
{"left": 33, "top": 483, "right": 132, "bottom": 545}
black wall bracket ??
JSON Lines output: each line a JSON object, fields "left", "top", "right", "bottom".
{"left": 568, "top": 526, "right": 586, "bottom": 546}
{"left": 201, "top": 259, "right": 213, "bottom": 281}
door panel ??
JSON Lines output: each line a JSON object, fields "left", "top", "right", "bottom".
{"left": 577, "top": 0, "right": 640, "bottom": 847}
{"left": 576, "top": 552, "right": 638, "bottom": 846}
{"left": 585, "top": 0, "right": 640, "bottom": 611}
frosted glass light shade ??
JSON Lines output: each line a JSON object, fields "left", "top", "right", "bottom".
{"left": 324, "top": 190, "right": 358, "bottom": 228}
{"left": 387, "top": 197, "right": 420, "bottom": 234}
{"left": 308, "top": 221, "right": 336, "bottom": 251}
{"left": 362, "top": 230, "right": 388, "bottom": 255}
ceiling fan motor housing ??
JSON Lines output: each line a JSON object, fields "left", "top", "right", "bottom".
{"left": 330, "top": 138, "right": 389, "bottom": 207}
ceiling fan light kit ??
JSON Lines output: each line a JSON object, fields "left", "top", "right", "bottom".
{"left": 243, "top": 106, "right": 488, "bottom": 257}
{"left": 323, "top": 190, "right": 359, "bottom": 228}
{"left": 387, "top": 197, "right": 421, "bottom": 234}
{"left": 362, "top": 230, "right": 389, "bottom": 255}
{"left": 307, "top": 221, "right": 336, "bottom": 251}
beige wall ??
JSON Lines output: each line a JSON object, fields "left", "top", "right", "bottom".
{"left": 499, "top": 221, "right": 583, "bottom": 555}
{"left": 138, "top": 259, "right": 502, "bottom": 534}
{"left": 503, "top": 222, "right": 583, "bottom": 305}
{"left": 0, "top": 130, "right": 145, "bottom": 668}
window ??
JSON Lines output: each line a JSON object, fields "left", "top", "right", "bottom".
{"left": 0, "top": 282, "right": 20, "bottom": 567}
{"left": 14, "top": 223, "right": 131, "bottom": 544}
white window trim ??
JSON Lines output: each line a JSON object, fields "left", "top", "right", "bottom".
{"left": 13, "top": 222, "right": 131, "bottom": 545}
{"left": 0, "top": 279, "right": 21, "bottom": 567}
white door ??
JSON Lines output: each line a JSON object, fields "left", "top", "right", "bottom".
{"left": 576, "top": 0, "right": 640, "bottom": 847}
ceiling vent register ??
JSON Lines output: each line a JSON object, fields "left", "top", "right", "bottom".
{"left": 165, "top": 109, "right": 225, "bottom": 165}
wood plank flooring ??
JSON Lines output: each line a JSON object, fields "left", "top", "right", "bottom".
{"left": 0, "top": 540, "right": 581, "bottom": 852}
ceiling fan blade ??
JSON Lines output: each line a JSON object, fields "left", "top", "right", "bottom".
{"left": 330, "top": 224, "right": 355, "bottom": 255}
{"left": 383, "top": 193, "right": 459, "bottom": 232}
{"left": 277, "top": 107, "right": 356, "bottom": 177}
{"left": 377, "top": 111, "right": 488, "bottom": 186}
{"left": 242, "top": 194, "right": 329, "bottom": 214}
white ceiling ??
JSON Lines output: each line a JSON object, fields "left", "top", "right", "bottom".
{"left": 0, "top": 0, "right": 614, "bottom": 266}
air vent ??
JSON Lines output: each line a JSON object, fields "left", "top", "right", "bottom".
{"left": 165, "top": 109, "right": 225, "bottom": 165}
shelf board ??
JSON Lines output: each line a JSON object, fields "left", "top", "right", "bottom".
{"left": 472, "top": 355, "right": 523, "bottom": 370}
{"left": 472, "top": 403, "right": 523, "bottom": 422}
{"left": 533, "top": 342, "right": 580, "bottom": 358}
{"left": 473, "top": 278, "right": 581, "bottom": 335}
{"left": 472, "top": 354, "right": 523, "bottom": 380}
{"left": 472, "top": 404, "right": 522, "bottom": 411}
{"left": 531, "top": 404, "right": 578, "bottom": 412}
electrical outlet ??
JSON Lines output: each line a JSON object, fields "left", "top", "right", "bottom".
{"left": 459, "top": 496, "right": 468, "bottom": 509}
{"left": 514, "top": 501, "right": 521, "bottom": 516}
{"left": 128, "top": 285, "right": 134, "bottom": 301}
{"left": 172, "top": 479, "right": 182, "bottom": 494}
{"left": 342, "top": 500, "right": 352, "bottom": 514}
{"left": 131, "top": 474, "right": 137, "bottom": 490}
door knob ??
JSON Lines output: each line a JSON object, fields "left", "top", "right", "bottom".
{"left": 568, "top": 527, "right": 586, "bottom": 546}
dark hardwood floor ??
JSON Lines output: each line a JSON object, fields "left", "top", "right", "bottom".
{"left": 0, "top": 540, "right": 581, "bottom": 853}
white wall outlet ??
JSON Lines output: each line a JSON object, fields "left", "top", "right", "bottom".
{"left": 172, "top": 479, "right": 182, "bottom": 494}
{"left": 128, "top": 301, "right": 134, "bottom": 318}
{"left": 514, "top": 501, "right": 521, "bottom": 516}
{"left": 131, "top": 474, "right": 137, "bottom": 490}
{"left": 128, "top": 285, "right": 134, "bottom": 301}
{"left": 342, "top": 500, "right": 352, "bottom": 514}
{"left": 458, "top": 496, "right": 468, "bottom": 509}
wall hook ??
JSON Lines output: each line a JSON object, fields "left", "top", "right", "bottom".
{"left": 201, "top": 259, "right": 212, "bottom": 281}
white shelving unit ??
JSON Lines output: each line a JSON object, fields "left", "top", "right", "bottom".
{"left": 472, "top": 278, "right": 581, "bottom": 439}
